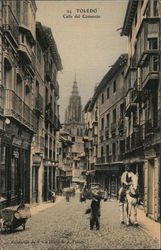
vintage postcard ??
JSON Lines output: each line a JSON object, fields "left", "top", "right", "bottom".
{"left": 0, "top": 0, "right": 160, "bottom": 249}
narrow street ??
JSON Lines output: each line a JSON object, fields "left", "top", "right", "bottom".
{"left": 0, "top": 193, "right": 160, "bottom": 250}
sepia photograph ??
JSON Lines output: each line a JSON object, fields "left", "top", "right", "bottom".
{"left": 0, "top": 0, "right": 161, "bottom": 249}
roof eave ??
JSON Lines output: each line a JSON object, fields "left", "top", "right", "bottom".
{"left": 121, "top": 0, "right": 138, "bottom": 36}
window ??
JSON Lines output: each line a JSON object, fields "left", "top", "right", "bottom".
{"left": 101, "top": 146, "right": 104, "bottom": 162}
{"left": 0, "top": 145, "right": 6, "bottom": 198}
{"left": 106, "top": 114, "right": 110, "bottom": 128}
{"left": 101, "top": 93, "right": 104, "bottom": 104}
{"left": 120, "top": 140, "right": 125, "bottom": 154}
{"left": 101, "top": 117, "right": 104, "bottom": 130}
{"left": 153, "top": 56, "right": 158, "bottom": 71}
{"left": 95, "top": 110, "right": 98, "bottom": 121}
{"left": 106, "top": 145, "right": 109, "bottom": 161}
{"left": 16, "top": 1, "right": 20, "bottom": 22}
{"left": 113, "top": 80, "right": 116, "bottom": 93}
{"left": 148, "top": 38, "right": 158, "bottom": 50}
{"left": 23, "top": 0, "right": 28, "bottom": 26}
{"left": 113, "top": 109, "right": 116, "bottom": 124}
{"left": 106, "top": 87, "right": 109, "bottom": 99}
{"left": 120, "top": 103, "right": 125, "bottom": 119}
{"left": 37, "top": 43, "right": 41, "bottom": 64}
{"left": 112, "top": 143, "right": 116, "bottom": 161}
{"left": 153, "top": 0, "right": 158, "bottom": 16}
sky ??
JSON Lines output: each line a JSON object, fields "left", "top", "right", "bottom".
{"left": 36, "top": 0, "right": 128, "bottom": 123}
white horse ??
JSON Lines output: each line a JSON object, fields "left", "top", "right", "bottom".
{"left": 119, "top": 174, "right": 139, "bottom": 226}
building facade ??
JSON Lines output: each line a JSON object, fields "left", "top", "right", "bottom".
{"left": 84, "top": 55, "right": 128, "bottom": 197}
{"left": 57, "top": 128, "right": 73, "bottom": 192}
{"left": 121, "top": 0, "right": 161, "bottom": 221}
{"left": 84, "top": 0, "right": 160, "bottom": 221}
{"left": 0, "top": 0, "right": 62, "bottom": 208}
{"left": 0, "top": 0, "right": 37, "bottom": 208}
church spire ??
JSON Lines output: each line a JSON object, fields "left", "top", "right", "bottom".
{"left": 72, "top": 74, "right": 79, "bottom": 96}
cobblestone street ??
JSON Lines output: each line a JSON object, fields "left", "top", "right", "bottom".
{"left": 0, "top": 194, "right": 160, "bottom": 250}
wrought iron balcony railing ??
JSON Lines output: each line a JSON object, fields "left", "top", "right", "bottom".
{"left": 4, "top": 89, "right": 37, "bottom": 132}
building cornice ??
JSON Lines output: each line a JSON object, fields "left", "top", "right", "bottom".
{"left": 121, "top": 0, "right": 138, "bottom": 36}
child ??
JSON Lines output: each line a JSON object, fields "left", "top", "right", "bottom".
{"left": 85, "top": 188, "right": 102, "bottom": 230}
{"left": 90, "top": 194, "right": 101, "bottom": 230}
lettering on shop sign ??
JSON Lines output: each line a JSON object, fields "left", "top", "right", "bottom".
{"left": 63, "top": 9, "right": 101, "bottom": 19}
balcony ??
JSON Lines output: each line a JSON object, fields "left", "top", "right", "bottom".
{"left": 141, "top": 56, "right": 159, "bottom": 89}
{"left": 18, "top": 42, "right": 32, "bottom": 64}
{"left": 35, "top": 94, "right": 43, "bottom": 116}
{"left": 4, "top": 89, "right": 37, "bottom": 132}
{"left": 137, "top": 18, "right": 160, "bottom": 67}
{"left": 19, "top": 24, "right": 35, "bottom": 47}
{"left": 111, "top": 123, "right": 116, "bottom": 137}
{"left": 118, "top": 118, "right": 124, "bottom": 134}
{"left": 125, "top": 89, "right": 137, "bottom": 115}
{"left": 3, "top": 5, "right": 19, "bottom": 46}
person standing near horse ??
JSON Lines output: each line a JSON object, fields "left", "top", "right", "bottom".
{"left": 119, "top": 164, "right": 135, "bottom": 224}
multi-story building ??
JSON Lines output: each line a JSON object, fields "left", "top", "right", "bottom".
{"left": 121, "top": 0, "right": 161, "bottom": 221}
{"left": 42, "top": 25, "right": 62, "bottom": 202}
{"left": 64, "top": 78, "right": 85, "bottom": 184}
{"left": 84, "top": 54, "right": 128, "bottom": 197}
{"left": 31, "top": 21, "right": 45, "bottom": 204}
{"left": 0, "top": 0, "right": 37, "bottom": 208}
{"left": 57, "top": 128, "right": 73, "bottom": 192}
{"left": 0, "top": 1, "right": 62, "bottom": 208}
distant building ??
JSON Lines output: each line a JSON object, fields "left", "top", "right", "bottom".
{"left": 64, "top": 78, "right": 85, "bottom": 184}
{"left": 57, "top": 128, "right": 73, "bottom": 192}
{"left": 84, "top": 54, "right": 128, "bottom": 196}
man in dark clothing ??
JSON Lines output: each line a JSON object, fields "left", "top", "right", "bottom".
{"left": 90, "top": 192, "right": 101, "bottom": 230}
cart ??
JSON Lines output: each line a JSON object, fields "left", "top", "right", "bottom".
{"left": 0, "top": 203, "right": 31, "bottom": 232}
